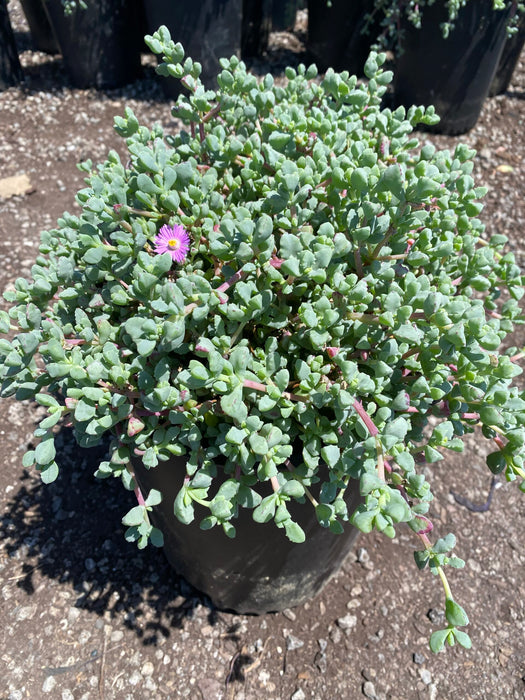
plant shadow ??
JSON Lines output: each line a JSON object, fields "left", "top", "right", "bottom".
{"left": 0, "top": 426, "right": 223, "bottom": 645}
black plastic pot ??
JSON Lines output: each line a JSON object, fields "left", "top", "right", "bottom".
{"left": 272, "top": 0, "right": 297, "bottom": 31}
{"left": 20, "top": 0, "right": 58, "bottom": 53}
{"left": 242, "top": 0, "right": 272, "bottom": 59}
{"left": 489, "top": 14, "right": 525, "bottom": 96}
{"left": 131, "top": 453, "right": 362, "bottom": 613}
{"left": 0, "top": 0, "right": 23, "bottom": 90}
{"left": 43, "top": 0, "right": 143, "bottom": 88}
{"left": 306, "top": 0, "right": 378, "bottom": 75}
{"left": 144, "top": 0, "right": 243, "bottom": 93}
{"left": 393, "top": 0, "right": 511, "bottom": 135}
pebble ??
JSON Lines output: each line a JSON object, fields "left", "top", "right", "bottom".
{"left": 128, "top": 670, "right": 142, "bottom": 686}
{"left": 330, "top": 626, "right": 342, "bottom": 644}
{"left": 427, "top": 608, "right": 445, "bottom": 625}
{"left": 314, "top": 650, "right": 327, "bottom": 673}
{"left": 286, "top": 634, "right": 304, "bottom": 651}
{"left": 336, "top": 613, "right": 357, "bottom": 631}
{"left": 419, "top": 668, "right": 432, "bottom": 685}
{"left": 282, "top": 608, "right": 297, "bottom": 621}
{"left": 142, "top": 661, "right": 155, "bottom": 676}
{"left": 362, "top": 669, "right": 377, "bottom": 681}
{"left": 357, "top": 547, "right": 370, "bottom": 563}
{"left": 42, "top": 676, "right": 56, "bottom": 694}
{"left": 15, "top": 604, "right": 37, "bottom": 621}
{"left": 111, "top": 630, "right": 124, "bottom": 642}
{"left": 291, "top": 689, "right": 306, "bottom": 700}
{"left": 362, "top": 680, "right": 377, "bottom": 699}
{"left": 413, "top": 652, "right": 426, "bottom": 665}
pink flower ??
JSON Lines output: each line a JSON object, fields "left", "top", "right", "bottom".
{"left": 153, "top": 224, "right": 190, "bottom": 263}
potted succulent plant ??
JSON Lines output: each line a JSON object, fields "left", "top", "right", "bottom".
{"left": 2, "top": 27, "right": 525, "bottom": 654}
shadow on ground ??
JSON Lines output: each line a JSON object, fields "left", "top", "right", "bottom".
{"left": 0, "top": 426, "right": 237, "bottom": 647}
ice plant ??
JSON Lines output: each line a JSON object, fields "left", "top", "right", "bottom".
{"left": 1, "top": 30, "right": 524, "bottom": 653}
{"left": 153, "top": 223, "right": 190, "bottom": 263}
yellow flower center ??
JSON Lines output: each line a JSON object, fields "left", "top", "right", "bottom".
{"left": 168, "top": 238, "right": 181, "bottom": 249}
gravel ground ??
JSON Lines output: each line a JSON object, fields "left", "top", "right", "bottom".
{"left": 0, "top": 3, "right": 524, "bottom": 699}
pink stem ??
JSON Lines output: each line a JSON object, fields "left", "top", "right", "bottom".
{"left": 216, "top": 269, "right": 248, "bottom": 299}
{"left": 134, "top": 484, "right": 146, "bottom": 506}
{"left": 243, "top": 378, "right": 306, "bottom": 403}
{"left": 352, "top": 399, "right": 378, "bottom": 436}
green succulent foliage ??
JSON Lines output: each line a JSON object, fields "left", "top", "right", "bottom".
{"left": 1, "top": 28, "right": 524, "bottom": 652}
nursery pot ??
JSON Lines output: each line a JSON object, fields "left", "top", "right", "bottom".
{"left": 241, "top": 0, "right": 272, "bottom": 59}
{"left": 489, "top": 13, "right": 525, "bottom": 96}
{"left": 20, "top": 0, "right": 58, "bottom": 53}
{"left": 307, "top": 0, "right": 379, "bottom": 75}
{"left": 0, "top": 0, "right": 23, "bottom": 90}
{"left": 131, "top": 453, "right": 362, "bottom": 614}
{"left": 43, "top": 0, "right": 143, "bottom": 88}
{"left": 144, "top": 0, "right": 243, "bottom": 93}
{"left": 271, "top": 0, "right": 297, "bottom": 31}
{"left": 393, "top": 0, "right": 511, "bottom": 134}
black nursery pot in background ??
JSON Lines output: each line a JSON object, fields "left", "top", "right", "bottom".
{"left": 271, "top": 0, "right": 297, "bottom": 31}
{"left": 0, "top": 0, "right": 23, "bottom": 90}
{"left": 489, "top": 13, "right": 525, "bottom": 96}
{"left": 131, "top": 453, "right": 362, "bottom": 614}
{"left": 393, "top": 0, "right": 511, "bottom": 135}
{"left": 43, "top": 0, "right": 143, "bottom": 89}
{"left": 144, "top": 0, "right": 243, "bottom": 94}
{"left": 306, "top": 0, "right": 378, "bottom": 76}
{"left": 20, "top": 0, "right": 58, "bottom": 53}
{"left": 241, "top": 0, "right": 272, "bottom": 60}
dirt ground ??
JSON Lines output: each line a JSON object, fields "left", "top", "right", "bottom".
{"left": 0, "top": 3, "right": 524, "bottom": 699}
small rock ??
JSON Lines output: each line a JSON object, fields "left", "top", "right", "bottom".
{"left": 84, "top": 558, "right": 96, "bottom": 572}
{"left": 67, "top": 607, "right": 80, "bottom": 624}
{"left": 291, "top": 689, "right": 306, "bottom": 700}
{"left": 330, "top": 626, "right": 342, "bottom": 644}
{"left": 427, "top": 608, "right": 445, "bottom": 625}
{"left": 141, "top": 661, "right": 154, "bottom": 676}
{"left": 16, "top": 604, "right": 37, "bottom": 621}
{"left": 110, "top": 630, "right": 124, "bottom": 642}
{"left": 282, "top": 608, "right": 297, "bottom": 621}
{"left": 357, "top": 547, "right": 370, "bottom": 564}
{"left": 337, "top": 613, "right": 357, "bottom": 631}
{"left": 362, "top": 668, "right": 377, "bottom": 681}
{"left": 419, "top": 668, "right": 432, "bottom": 685}
{"left": 314, "top": 651, "right": 327, "bottom": 673}
{"left": 128, "top": 670, "right": 142, "bottom": 685}
{"left": 42, "top": 676, "right": 56, "bottom": 694}
{"left": 413, "top": 652, "right": 426, "bottom": 665}
{"left": 362, "top": 680, "right": 377, "bottom": 699}
{"left": 351, "top": 584, "right": 363, "bottom": 596}
{"left": 286, "top": 634, "right": 304, "bottom": 651}
{"left": 318, "top": 639, "right": 328, "bottom": 653}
